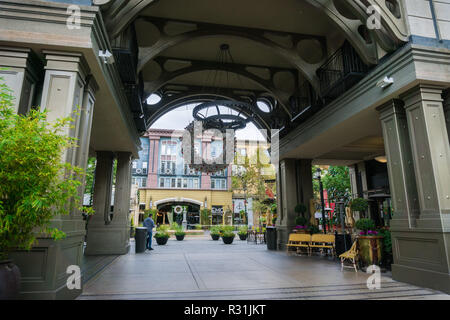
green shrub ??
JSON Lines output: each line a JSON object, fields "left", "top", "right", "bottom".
{"left": 195, "top": 224, "right": 202, "bottom": 230}
{"left": 295, "top": 203, "right": 307, "bottom": 215}
{"left": 355, "top": 218, "right": 376, "bottom": 232}
{"left": 295, "top": 216, "right": 308, "bottom": 226}
{"left": 210, "top": 225, "right": 221, "bottom": 235}
{"left": 155, "top": 225, "right": 170, "bottom": 238}
{"left": 378, "top": 228, "right": 392, "bottom": 254}
{"left": 307, "top": 225, "right": 320, "bottom": 234}
{"left": 238, "top": 225, "right": 248, "bottom": 235}
{"left": 0, "top": 78, "right": 87, "bottom": 260}
{"left": 350, "top": 198, "right": 369, "bottom": 212}
{"left": 221, "top": 225, "right": 235, "bottom": 238}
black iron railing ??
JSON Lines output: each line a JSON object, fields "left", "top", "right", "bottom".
{"left": 317, "top": 41, "right": 368, "bottom": 101}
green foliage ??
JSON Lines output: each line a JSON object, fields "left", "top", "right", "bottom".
{"left": 307, "top": 225, "right": 320, "bottom": 234}
{"left": 195, "top": 224, "right": 202, "bottom": 230}
{"left": 238, "top": 225, "right": 248, "bottom": 235}
{"left": 270, "top": 203, "right": 277, "bottom": 214}
{"left": 210, "top": 225, "right": 221, "bottom": 235}
{"left": 0, "top": 78, "right": 86, "bottom": 260}
{"left": 295, "top": 203, "right": 307, "bottom": 215}
{"left": 155, "top": 225, "right": 170, "bottom": 238}
{"left": 295, "top": 216, "right": 308, "bottom": 226}
{"left": 221, "top": 225, "right": 235, "bottom": 238}
{"left": 200, "top": 208, "right": 211, "bottom": 225}
{"left": 355, "top": 218, "right": 376, "bottom": 232}
{"left": 173, "top": 224, "right": 186, "bottom": 236}
{"left": 377, "top": 228, "right": 392, "bottom": 254}
{"left": 350, "top": 198, "right": 369, "bottom": 212}
{"left": 322, "top": 166, "right": 351, "bottom": 204}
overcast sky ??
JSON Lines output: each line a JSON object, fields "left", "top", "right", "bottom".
{"left": 150, "top": 103, "right": 266, "bottom": 141}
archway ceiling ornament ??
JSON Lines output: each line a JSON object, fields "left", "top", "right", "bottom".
{"left": 143, "top": 56, "right": 297, "bottom": 118}
{"left": 95, "top": 1, "right": 407, "bottom": 70}
{"left": 145, "top": 84, "right": 279, "bottom": 132}
{"left": 136, "top": 16, "right": 326, "bottom": 92}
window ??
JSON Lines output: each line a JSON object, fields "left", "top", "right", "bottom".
{"left": 177, "top": 178, "right": 182, "bottom": 188}
{"left": 171, "top": 178, "right": 176, "bottom": 188}
{"left": 160, "top": 178, "right": 164, "bottom": 188}
{"left": 183, "top": 178, "right": 187, "bottom": 188}
{"left": 193, "top": 178, "right": 199, "bottom": 189}
{"left": 160, "top": 161, "right": 176, "bottom": 174}
{"left": 132, "top": 161, "right": 137, "bottom": 169}
{"left": 212, "top": 178, "right": 227, "bottom": 190}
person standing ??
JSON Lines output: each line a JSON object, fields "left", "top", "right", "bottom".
{"left": 143, "top": 213, "right": 155, "bottom": 250}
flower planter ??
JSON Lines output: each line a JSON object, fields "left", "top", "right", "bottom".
{"left": 175, "top": 234, "right": 185, "bottom": 241}
{"left": 0, "top": 260, "right": 20, "bottom": 300}
{"left": 211, "top": 234, "right": 220, "bottom": 241}
{"left": 238, "top": 234, "right": 247, "bottom": 241}
{"left": 155, "top": 236, "right": 169, "bottom": 245}
{"left": 222, "top": 236, "right": 235, "bottom": 244}
{"left": 357, "top": 236, "right": 384, "bottom": 266}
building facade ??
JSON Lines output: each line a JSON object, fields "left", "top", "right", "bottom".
{"left": 133, "top": 129, "right": 233, "bottom": 227}
{"left": 1, "top": 0, "right": 449, "bottom": 298}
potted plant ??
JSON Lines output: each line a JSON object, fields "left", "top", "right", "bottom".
{"left": 295, "top": 203, "right": 307, "bottom": 217}
{"left": 221, "top": 226, "right": 236, "bottom": 244}
{"left": 307, "top": 225, "right": 320, "bottom": 235}
{"left": 130, "top": 216, "right": 135, "bottom": 238}
{"left": 350, "top": 198, "right": 369, "bottom": 218}
{"left": 0, "top": 80, "right": 87, "bottom": 299}
{"left": 210, "top": 226, "right": 221, "bottom": 240}
{"left": 238, "top": 225, "right": 248, "bottom": 240}
{"left": 154, "top": 225, "right": 170, "bottom": 245}
{"left": 294, "top": 216, "right": 308, "bottom": 232}
{"left": 378, "top": 227, "right": 392, "bottom": 270}
{"left": 259, "top": 216, "right": 267, "bottom": 227}
{"left": 355, "top": 218, "right": 384, "bottom": 267}
{"left": 175, "top": 227, "right": 186, "bottom": 241}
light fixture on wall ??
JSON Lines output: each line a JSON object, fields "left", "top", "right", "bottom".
{"left": 99, "top": 50, "right": 115, "bottom": 64}
{"left": 376, "top": 76, "right": 394, "bottom": 88}
{"left": 375, "top": 155, "right": 387, "bottom": 163}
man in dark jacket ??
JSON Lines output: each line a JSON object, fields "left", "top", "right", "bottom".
{"left": 143, "top": 214, "right": 155, "bottom": 250}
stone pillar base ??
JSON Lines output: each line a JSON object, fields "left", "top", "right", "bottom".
{"left": 84, "top": 225, "right": 130, "bottom": 255}
{"left": 276, "top": 225, "right": 293, "bottom": 251}
{"left": 10, "top": 231, "right": 85, "bottom": 300}
{"left": 392, "top": 264, "right": 450, "bottom": 294}
{"left": 391, "top": 230, "right": 450, "bottom": 294}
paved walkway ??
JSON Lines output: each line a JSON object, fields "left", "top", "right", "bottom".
{"left": 79, "top": 236, "right": 449, "bottom": 300}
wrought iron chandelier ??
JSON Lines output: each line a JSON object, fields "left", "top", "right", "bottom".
{"left": 183, "top": 44, "right": 252, "bottom": 173}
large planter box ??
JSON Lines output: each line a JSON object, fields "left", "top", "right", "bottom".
{"left": 358, "top": 236, "right": 383, "bottom": 266}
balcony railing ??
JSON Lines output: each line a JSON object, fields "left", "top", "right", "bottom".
{"left": 317, "top": 41, "right": 368, "bottom": 101}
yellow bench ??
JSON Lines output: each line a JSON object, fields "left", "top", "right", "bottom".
{"left": 309, "top": 234, "right": 336, "bottom": 257}
{"left": 286, "top": 234, "right": 311, "bottom": 255}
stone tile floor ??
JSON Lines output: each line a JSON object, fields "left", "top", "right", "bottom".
{"left": 78, "top": 236, "right": 450, "bottom": 300}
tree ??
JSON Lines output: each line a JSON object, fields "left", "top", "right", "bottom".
{"left": 0, "top": 78, "right": 86, "bottom": 260}
{"left": 232, "top": 147, "right": 275, "bottom": 224}
{"left": 322, "top": 166, "right": 351, "bottom": 205}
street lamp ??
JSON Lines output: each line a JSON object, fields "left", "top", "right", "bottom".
{"left": 314, "top": 167, "right": 327, "bottom": 234}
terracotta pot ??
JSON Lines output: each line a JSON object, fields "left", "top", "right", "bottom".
{"left": 357, "top": 236, "right": 384, "bottom": 266}
{"left": 0, "top": 260, "right": 20, "bottom": 300}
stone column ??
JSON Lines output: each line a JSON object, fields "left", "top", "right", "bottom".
{"left": 385, "top": 85, "right": 450, "bottom": 293}
{"left": 444, "top": 90, "right": 450, "bottom": 144}
{"left": 0, "top": 47, "right": 41, "bottom": 114}
{"left": 9, "top": 51, "right": 90, "bottom": 300}
{"left": 276, "top": 159, "right": 298, "bottom": 249}
{"left": 296, "top": 159, "right": 313, "bottom": 221}
{"left": 377, "top": 99, "right": 420, "bottom": 231}
{"left": 84, "top": 151, "right": 116, "bottom": 255}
